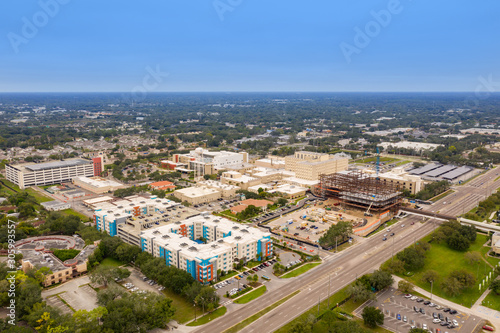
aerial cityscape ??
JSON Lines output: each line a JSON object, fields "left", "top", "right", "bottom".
{"left": 1, "top": 2, "right": 500, "bottom": 333}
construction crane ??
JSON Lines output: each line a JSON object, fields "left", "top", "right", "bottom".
{"left": 376, "top": 147, "right": 381, "bottom": 179}
{"left": 364, "top": 202, "right": 373, "bottom": 217}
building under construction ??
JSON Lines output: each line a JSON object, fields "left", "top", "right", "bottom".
{"left": 313, "top": 170, "right": 402, "bottom": 213}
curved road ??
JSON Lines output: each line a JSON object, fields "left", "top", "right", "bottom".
{"left": 193, "top": 167, "right": 500, "bottom": 333}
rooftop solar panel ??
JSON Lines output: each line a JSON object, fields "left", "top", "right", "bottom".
{"left": 424, "top": 165, "right": 457, "bottom": 178}
{"left": 441, "top": 166, "right": 474, "bottom": 180}
{"left": 409, "top": 163, "right": 442, "bottom": 175}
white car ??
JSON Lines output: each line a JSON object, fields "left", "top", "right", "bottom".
{"left": 422, "top": 324, "right": 427, "bottom": 330}
{"left": 452, "top": 319, "right": 458, "bottom": 326}
{"left": 433, "top": 319, "right": 441, "bottom": 323}
{"left": 410, "top": 296, "right": 418, "bottom": 301}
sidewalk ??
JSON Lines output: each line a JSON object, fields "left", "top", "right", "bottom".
{"left": 392, "top": 275, "right": 500, "bottom": 327}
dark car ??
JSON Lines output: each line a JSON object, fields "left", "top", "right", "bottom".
{"left": 449, "top": 309, "right": 458, "bottom": 315}
{"left": 416, "top": 298, "right": 424, "bottom": 303}
{"left": 390, "top": 232, "right": 395, "bottom": 236}
{"left": 440, "top": 321, "right": 448, "bottom": 326}
{"left": 414, "top": 306, "right": 419, "bottom": 312}
{"left": 432, "top": 312, "right": 438, "bottom": 318}
{"left": 438, "top": 313, "right": 444, "bottom": 321}
{"left": 420, "top": 308, "right": 425, "bottom": 314}
{"left": 424, "top": 300, "right": 431, "bottom": 305}
{"left": 443, "top": 308, "right": 450, "bottom": 312}
{"left": 382, "top": 237, "right": 387, "bottom": 241}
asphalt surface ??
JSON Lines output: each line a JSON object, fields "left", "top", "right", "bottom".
{"left": 192, "top": 166, "right": 500, "bottom": 333}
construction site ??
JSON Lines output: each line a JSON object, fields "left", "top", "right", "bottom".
{"left": 267, "top": 169, "right": 404, "bottom": 246}
{"left": 312, "top": 170, "right": 402, "bottom": 235}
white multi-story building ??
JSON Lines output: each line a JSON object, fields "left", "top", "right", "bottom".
{"left": 140, "top": 214, "right": 272, "bottom": 283}
{"left": 284, "top": 151, "right": 349, "bottom": 181}
{"left": 6, "top": 158, "right": 101, "bottom": 189}
{"left": 172, "top": 148, "right": 248, "bottom": 175}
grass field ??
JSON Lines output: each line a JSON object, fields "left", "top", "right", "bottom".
{"left": 219, "top": 270, "right": 239, "bottom": 281}
{"left": 223, "top": 290, "right": 300, "bottom": 333}
{"left": 282, "top": 263, "right": 321, "bottom": 278}
{"left": 161, "top": 288, "right": 201, "bottom": 324}
{"left": 430, "top": 189, "right": 455, "bottom": 202}
{"left": 100, "top": 257, "right": 124, "bottom": 268}
{"left": 246, "top": 261, "right": 260, "bottom": 268}
{"left": 60, "top": 209, "right": 89, "bottom": 221}
{"left": 25, "top": 188, "right": 53, "bottom": 203}
{"left": 357, "top": 156, "right": 399, "bottom": 164}
{"left": 370, "top": 218, "right": 399, "bottom": 236}
{"left": 385, "top": 233, "right": 499, "bottom": 308}
{"left": 481, "top": 291, "right": 500, "bottom": 311}
{"left": 234, "top": 286, "right": 267, "bottom": 304}
{"left": 186, "top": 306, "right": 227, "bottom": 326}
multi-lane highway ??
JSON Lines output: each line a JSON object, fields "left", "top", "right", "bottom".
{"left": 193, "top": 167, "right": 500, "bottom": 333}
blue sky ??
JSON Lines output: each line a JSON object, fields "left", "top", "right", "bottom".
{"left": 1, "top": 0, "right": 499, "bottom": 92}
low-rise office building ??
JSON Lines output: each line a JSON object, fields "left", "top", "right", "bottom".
{"left": 16, "top": 235, "right": 96, "bottom": 287}
{"left": 41, "top": 200, "right": 71, "bottom": 211}
{"left": 174, "top": 183, "right": 238, "bottom": 205}
{"left": 72, "top": 176, "right": 125, "bottom": 194}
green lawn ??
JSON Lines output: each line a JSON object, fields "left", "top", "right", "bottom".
{"left": 26, "top": 188, "right": 53, "bottom": 203}
{"left": 186, "top": 306, "right": 227, "bottom": 326}
{"left": 246, "top": 261, "right": 261, "bottom": 268}
{"left": 100, "top": 257, "right": 124, "bottom": 268}
{"left": 370, "top": 218, "right": 399, "bottom": 236}
{"left": 161, "top": 288, "right": 202, "bottom": 324}
{"left": 430, "top": 189, "right": 455, "bottom": 202}
{"left": 223, "top": 290, "right": 300, "bottom": 333}
{"left": 219, "top": 270, "right": 239, "bottom": 281}
{"left": 282, "top": 263, "right": 321, "bottom": 278}
{"left": 481, "top": 291, "right": 500, "bottom": 311}
{"left": 60, "top": 209, "right": 89, "bottom": 221}
{"left": 0, "top": 177, "right": 21, "bottom": 192}
{"left": 385, "top": 233, "right": 500, "bottom": 308}
{"left": 234, "top": 286, "right": 267, "bottom": 304}
{"left": 357, "top": 156, "right": 399, "bottom": 164}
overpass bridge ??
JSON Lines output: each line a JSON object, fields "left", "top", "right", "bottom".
{"left": 400, "top": 207, "right": 500, "bottom": 233}
{"left": 399, "top": 207, "right": 457, "bottom": 222}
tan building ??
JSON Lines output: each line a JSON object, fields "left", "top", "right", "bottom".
{"left": 284, "top": 151, "right": 349, "bottom": 181}
{"left": 16, "top": 236, "right": 96, "bottom": 287}
{"left": 365, "top": 167, "right": 423, "bottom": 195}
{"left": 174, "top": 186, "right": 221, "bottom": 205}
{"left": 220, "top": 171, "right": 261, "bottom": 190}
{"left": 254, "top": 156, "right": 286, "bottom": 169}
{"left": 197, "top": 180, "right": 239, "bottom": 198}
{"left": 72, "top": 176, "right": 126, "bottom": 194}
{"left": 492, "top": 232, "right": 500, "bottom": 255}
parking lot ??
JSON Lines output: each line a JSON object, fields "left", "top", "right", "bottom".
{"left": 58, "top": 284, "right": 98, "bottom": 311}
{"left": 194, "top": 198, "right": 239, "bottom": 213}
{"left": 214, "top": 258, "right": 278, "bottom": 297}
{"left": 266, "top": 205, "right": 331, "bottom": 243}
{"left": 46, "top": 295, "right": 73, "bottom": 315}
{"left": 354, "top": 288, "right": 483, "bottom": 333}
{"left": 118, "top": 267, "right": 165, "bottom": 294}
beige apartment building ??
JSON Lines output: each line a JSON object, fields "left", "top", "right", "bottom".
{"left": 284, "top": 151, "right": 349, "bottom": 181}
